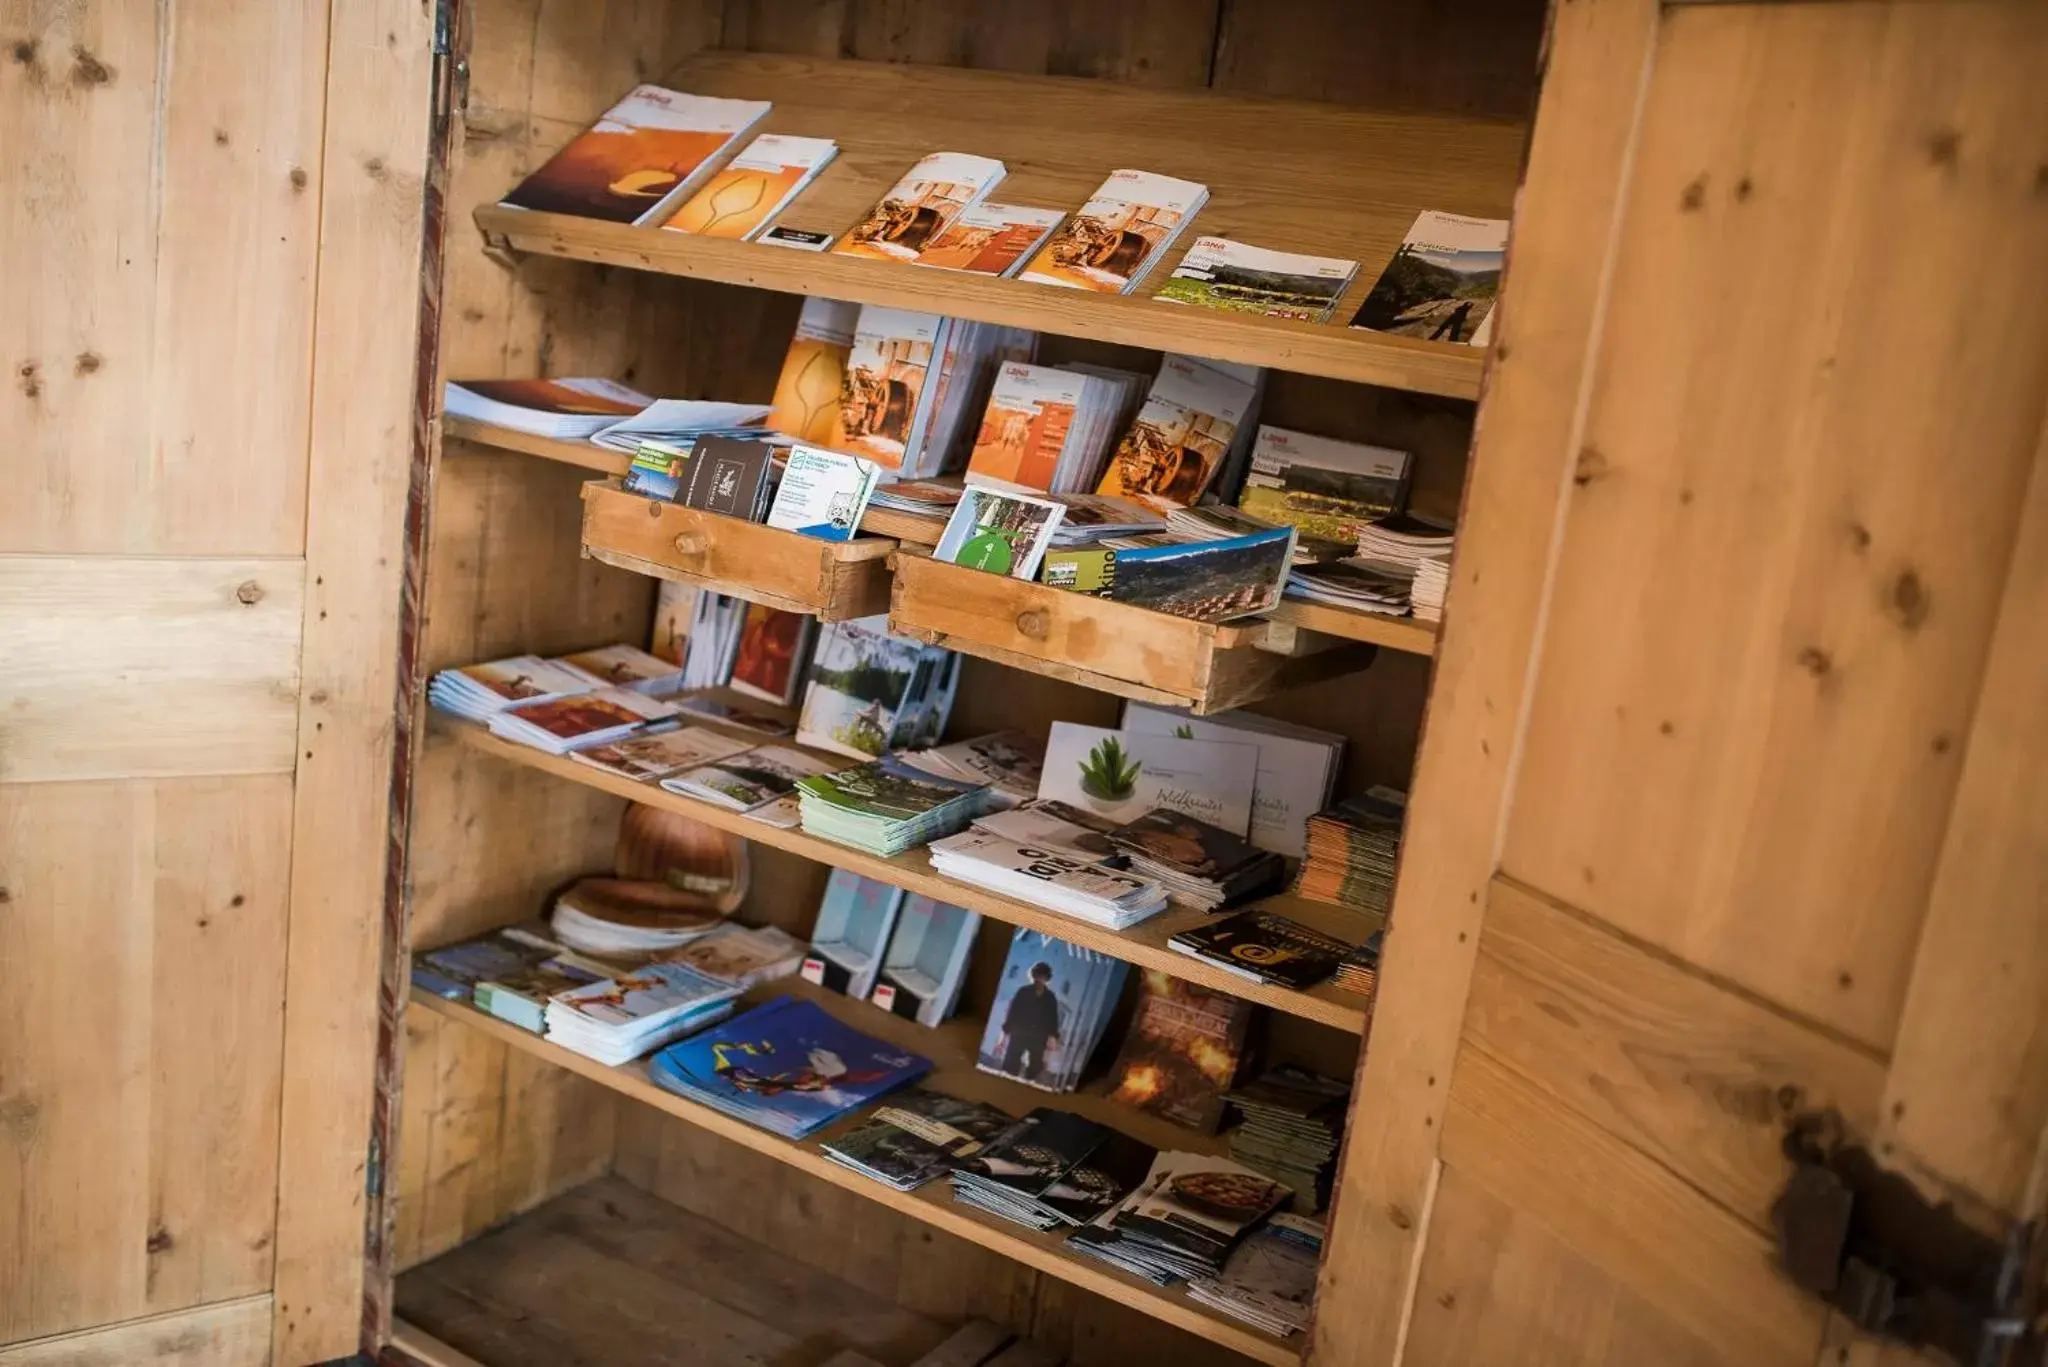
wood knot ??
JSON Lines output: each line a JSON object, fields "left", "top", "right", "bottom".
{"left": 1386, "top": 1203, "right": 1414, "bottom": 1231}
{"left": 672, "top": 532, "right": 709, "bottom": 558}
{"left": 289, "top": 166, "right": 308, "bottom": 191}
{"left": 69, "top": 44, "right": 111, "bottom": 86}
{"left": 212, "top": 128, "right": 229, "bottom": 146}
{"left": 1796, "top": 645, "right": 1832, "bottom": 678}
{"left": 1846, "top": 520, "right": 1871, "bottom": 553}
{"left": 363, "top": 155, "right": 386, "bottom": 179}
{"left": 74, "top": 351, "right": 101, "bottom": 375}
{"left": 1572, "top": 445, "right": 1609, "bottom": 487}
{"left": 1926, "top": 127, "right": 1961, "bottom": 168}
{"left": 17, "top": 361, "right": 39, "bottom": 399}
{"left": 1733, "top": 175, "right": 1754, "bottom": 203}
{"left": 146, "top": 1226, "right": 174, "bottom": 1255}
{"left": 1013, "top": 609, "right": 1050, "bottom": 641}
{"left": 0, "top": 887, "right": 9, "bottom": 903}
{"left": 1886, "top": 568, "right": 1929, "bottom": 630}
{"left": 1679, "top": 175, "right": 1708, "bottom": 212}
{"left": 9, "top": 37, "right": 36, "bottom": 65}
{"left": 234, "top": 580, "right": 264, "bottom": 605}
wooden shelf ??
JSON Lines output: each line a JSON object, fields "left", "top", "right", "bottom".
{"left": 409, "top": 976, "right": 1305, "bottom": 1367}
{"left": 1268, "top": 598, "right": 1439, "bottom": 657}
{"left": 439, "top": 718, "right": 1378, "bottom": 1034}
{"left": 889, "top": 552, "right": 1382, "bottom": 715}
{"left": 474, "top": 53, "right": 1524, "bottom": 399}
{"left": 581, "top": 478, "right": 896, "bottom": 620}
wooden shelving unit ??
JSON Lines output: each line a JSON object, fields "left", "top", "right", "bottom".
{"left": 441, "top": 718, "right": 1378, "bottom": 1034}
{"left": 411, "top": 975, "right": 1304, "bottom": 1367}
{"left": 474, "top": 53, "right": 1523, "bottom": 400}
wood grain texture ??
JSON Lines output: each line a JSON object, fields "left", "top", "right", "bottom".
{"left": 1311, "top": 1, "right": 1664, "bottom": 1360}
{"left": 0, "top": 557, "right": 304, "bottom": 784}
{"left": 1879, "top": 411, "right": 2048, "bottom": 1214}
{"left": 0, "top": 0, "right": 324, "bottom": 557}
{"left": 1437, "top": 1047, "right": 1826, "bottom": 1365}
{"left": 268, "top": 0, "right": 437, "bottom": 1357}
{"left": 0, "top": 779, "right": 290, "bottom": 1344}
{"left": 1501, "top": 0, "right": 2048, "bottom": 1051}
{"left": 0, "top": 1296, "right": 272, "bottom": 1367}
{"left": 1467, "top": 877, "right": 1886, "bottom": 1229}
{"left": 581, "top": 478, "right": 896, "bottom": 621}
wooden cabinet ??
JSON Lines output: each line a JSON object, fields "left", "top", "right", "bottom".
{"left": 5, "top": 3, "right": 2044, "bottom": 1367}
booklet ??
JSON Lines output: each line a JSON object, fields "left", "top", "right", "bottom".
{"left": 796, "top": 615, "right": 926, "bottom": 760}
{"left": 661, "top": 132, "right": 836, "bottom": 240}
{"left": 1157, "top": 237, "right": 1359, "bottom": 323}
{"left": 766, "top": 298, "right": 858, "bottom": 446}
{"left": 1240, "top": 424, "right": 1411, "bottom": 543}
{"left": 676, "top": 434, "right": 777, "bottom": 519}
{"left": 831, "top": 306, "right": 947, "bottom": 468}
{"left": 823, "top": 1087, "right": 1015, "bottom": 1191}
{"left": 1167, "top": 909, "right": 1355, "bottom": 990}
{"left": 1039, "top": 723, "right": 1259, "bottom": 834}
{"left": 1349, "top": 210, "right": 1508, "bottom": 346}
{"left": 554, "top": 642, "right": 684, "bottom": 693}
{"left": 499, "top": 85, "right": 772, "bottom": 226}
{"left": 1019, "top": 169, "right": 1208, "bottom": 294}
{"left": 1122, "top": 703, "right": 1344, "bottom": 860}
{"left": 832, "top": 152, "right": 1007, "bottom": 261}
{"left": 661, "top": 743, "right": 834, "bottom": 810}
{"left": 766, "top": 444, "right": 879, "bottom": 541}
{"left": 1093, "top": 354, "right": 1258, "bottom": 509}
{"left": 914, "top": 202, "right": 1065, "bottom": 277}
{"left": 934, "top": 485, "right": 1067, "bottom": 580}
{"left": 1039, "top": 526, "right": 1296, "bottom": 623}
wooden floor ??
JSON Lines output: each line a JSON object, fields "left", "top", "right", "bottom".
{"left": 394, "top": 1176, "right": 957, "bottom": 1367}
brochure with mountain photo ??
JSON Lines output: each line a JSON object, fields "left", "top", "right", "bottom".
{"left": 1349, "top": 210, "right": 1508, "bottom": 346}
{"left": 1039, "top": 723, "right": 1259, "bottom": 835}
{"left": 1157, "top": 237, "right": 1359, "bottom": 323}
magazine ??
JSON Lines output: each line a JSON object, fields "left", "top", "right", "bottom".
{"left": 832, "top": 152, "right": 1006, "bottom": 261}
{"left": 662, "top": 132, "right": 836, "bottom": 240}
{"left": 1039, "top": 722, "right": 1259, "bottom": 834}
{"left": 766, "top": 298, "right": 858, "bottom": 445}
{"left": 934, "top": 485, "right": 1066, "bottom": 581}
{"left": 1094, "top": 354, "right": 1259, "bottom": 510}
{"left": 1106, "top": 971, "right": 1255, "bottom": 1132}
{"left": 1349, "top": 210, "right": 1508, "bottom": 346}
{"left": 499, "top": 85, "right": 771, "bottom": 226}
{"left": 1019, "top": 169, "right": 1208, "bottom": 294}
{"left": 823, "top": 1087, "right": 1016, "bottom": 1190}
{"left": 1241, "top": 425, "right": 1412, "bottom": 543}
{"left": 568, "top": 724, "right": 752, "bottom": 783}
{"left": 1167, "top": 910, "right": 1354, "bottom": 990}
{"left": 1157, "top": 237, "right": 1359, "bottom": 323}
{"left": 973, "top": 928, "right": 1129, "bottom": 1093}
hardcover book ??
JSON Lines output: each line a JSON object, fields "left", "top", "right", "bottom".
{"left": 499, "top": 85, "right": 771, "bottom": 226}
{"left": 662, "top": 132, "right": 836, "bottom": 239}
{"left": 1039, "top": 722, "right": 1259, "bottom": 835}
{"left": 1349, "top": 210, "right": 1509, "bottom": 346}
{"left": 832, "top": 152, "right": 1006, "bottom": 262}
{"left": 1094, "top": 354, "right": 1259, "bottom": 510}
{"left": 766, "top": 298, "right": 858, "bottom": 445}
{"left": 1019, "top": 169, "right": 1208, "bottom": 294}
{"left": 1157, "top": 237, "right": 1359, "bottom": 323}
{"left": 1106, "top": 971, "right": 1255, "bottom": 1131}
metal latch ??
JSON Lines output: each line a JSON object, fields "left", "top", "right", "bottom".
{"left": 1771, "top": 1114, "right": 2039, "bottom": 1364}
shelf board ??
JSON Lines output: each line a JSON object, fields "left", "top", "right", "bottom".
{"left": 1267, "top": 598, "right": 1439, "bottom": 657}
{"left": 474, "top": 52, "right": 1523, "bottom": 399}
{"left": 409, "top": 977, "right": 1304, "bottom": 1367}
{"left": 439, "top": 717, "right": 1377, "bottom": 1034}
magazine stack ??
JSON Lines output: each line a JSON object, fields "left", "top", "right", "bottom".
{"left": 1104, "top": 810, "right": 1287, "bottom": 911}
{"left": 1226, "top": 1064, "right": 1353, "bottom": 1211}
{"left": 822, "top": 1088, "right": 1016, "bottom": 1191}
{"left": 1186, "top": 1214, "right": 1325, "bottom": 1338}
{"left": 796, "top": 757, "right": 988, "bottom": 856}
{"left": 542, "top": 960, "right": 746, "bottom": 1065}
{"left": 950, "top": 1111, "right": 1158, "bottom": 1232}
{"left": 927, "top": 831, "right": 1168, "bottom": 930}
{"left": 1295, "top": 788, "right": 1407, "bottom": 915}
{"left": 1068, "top": 1150, "right": 1290, "bottom": 1284}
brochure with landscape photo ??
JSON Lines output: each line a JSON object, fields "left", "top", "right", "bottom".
{"left": 796, "top": 615, "right": 925, "bottom": 759}
{"left": 1349, "top": 210, "right": 1508, "bottom": 346}
{"left": 1157, "top": 237, "right": 1358, "bottom": 323}
{"left": 934, "top": 486, "right": 1066, "bottom": 581}
{"left": 1038, "top": 723, "right": 1259, "bottom": 834}
{"left": 1039, "top": 525, "right": 1296, "bottom": 623}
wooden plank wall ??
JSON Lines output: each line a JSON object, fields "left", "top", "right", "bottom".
{"left": 0, "top": 1, "right": 428, "bottom": 1364}
{"left": 389, "top": 0, "right": 1548, "bottom": 1318}
{"left": 1315, "top": 3, "right": 2048, "bottom": 1365}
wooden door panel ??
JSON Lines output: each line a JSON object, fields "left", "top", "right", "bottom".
{"left": 1502, "top": 0, "right": 2048, "bottom": 1052}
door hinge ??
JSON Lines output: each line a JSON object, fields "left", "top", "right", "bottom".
{"left": 1772, "top": 1114, "right": 2041, "bottom": 1365}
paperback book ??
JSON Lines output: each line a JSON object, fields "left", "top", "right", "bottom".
{"left": 662, "top": 132, "right": 837, "bottom": 239}
{"left": 833, "top": 152, "right": 1006, "bottom": 261}
{"left": 646, "top": 995, "right": 932, "bottom": 1139}
{"left": 499, "top": 85, "right": 771, "bottom": 225}
{"left": 1039, "top": 723, "right": 1259, "bottom": 835}
{"left": 1019, "top": 169, "right": 1208, "bottom": 294}
{"left": 1157, "top": 237, "right": 1359, "bottom": 323}
{"left": 443, "top": 377, "right": 649, "bottom": 439}
{"left": 766, "top": 444, "right": 879, "bottom": 542}
{"left": 661, "top": 743, "right": 834, "bottom": 811}
{"left": 823, "top": 1087, "right": 1016, "bottom": 1190}
{"left": 973, "top": 928, "right": 1130, "bottom": 1093}
{"left": 934, "top": 485, "right": 1066, "bottom": 581}
{"left": 1106, "top": 971, "right": 1255, "bottom": 1132}
{"left": 914, "top": 202, "right": 1066, "bottom": 276}
{"left": 766, "top": 298, "right": 858, "bottom": 445}
{"left": 1094, "top": 354, "right": 1259, "bottom": 510}
{"left": 1349, "top": 210, "right": 1508, "bottom": 347}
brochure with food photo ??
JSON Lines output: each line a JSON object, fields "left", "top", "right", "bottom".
{"left": 832, "top": 152, "right": 1006, "bottom": 261}
{"left": 498, "top": 85, "right": 771, "bottom": 225}
{"left": 1019, "top": 169, "right": 1208, "bottom": 294}
{"left": 1038, "top": 723, "right": 1258, "bottom": 835}
{"left": 662, "top": 133, "right": 836, "bottom": 240}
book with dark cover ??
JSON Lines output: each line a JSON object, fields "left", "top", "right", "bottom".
{"left": 1106, "top": 971, "right": 1255, "bottom": 1132}
{"left": 680, "top": 435, "right": 775, "bottom": 520}
{"left": 1039, "top": 1129, "right": 1159, "bottom": 1225}
{"left": 954, "top": 1107, "right": 1108, "bottom": 1197}
{"left": 821, "top": 1087, "right": 1015, "bottom": 1190}
{"left": 1167, "top": 910, "right": 1353, "bottom": 990}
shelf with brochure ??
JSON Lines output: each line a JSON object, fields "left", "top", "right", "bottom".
{"left": 437, "top": 715, "right": 1377, "bottom": 1035}
{"left": 887, "top": 551, "right": 1382, "bottom": 716}
{"left": 580, "top": 478, "right": 896, "bottom": 621}
{"left": 472, "top": 52, "right": 1522, "bottom": 400}
{"left": 406, "top": 974, "right": 1301, "bottom": 1367}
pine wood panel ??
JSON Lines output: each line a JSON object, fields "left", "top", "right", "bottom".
{"left": 1311, "top": 0, "right": 1664, "bottom": 1358}
{"left": 1878, "top": 412, "right": 2048, "bottom": 1214}
{"left": 0, "top": 779, "right": 291, "bottom": 1344}
{"left": 0, "top": 0, "right": 323, "bottom": 557}
{"left": 1501, "top": 0, "right": 2048, "bottom": 1052}
{"left": 268, "top": 0, "right": 437, "bottom": 1356}
{"left": 0, "top": 1296, "right": 272, "bottom": 1367}
{"left": 0, "top": 557, "right": 304, "bottom": 784}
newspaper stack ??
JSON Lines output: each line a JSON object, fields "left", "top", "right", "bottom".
{"left": 795, "top": 758, "right": 988, "bottom": 856}
{"left": 1293, "top": 787, "right": 1406, "bottom": 916}
{"left": 927, "top": 831, "right": 1168, "bottom": 929}
{"left": 1354, "top": 512, "right": 1455, "bottom": 568}
{"left": 1225, "top": 1065, "right": 1352, "bottom": 1212}
{"left": 1186, "top": 1213, "right": 1325, "bottom": 1338}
